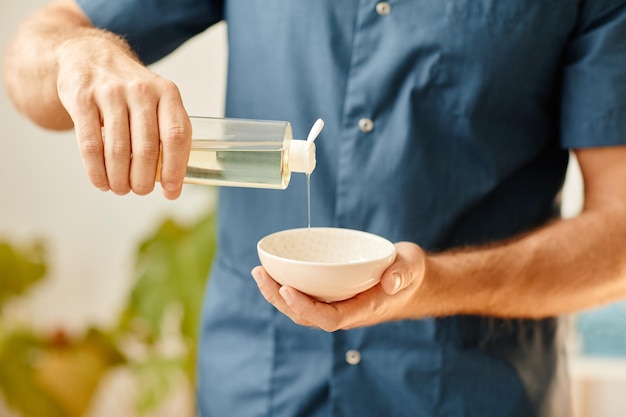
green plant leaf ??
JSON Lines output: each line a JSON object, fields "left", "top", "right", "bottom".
{"left": 35, "top": 328, "right": 126, "bottom": 417}
{"left": 119, "top": 209, "right": 216, "bottom": 347}
{"left": 0, "top": 327, "right": 126, "bottom": 417}
{"left": 0, "top": 240, "right": 47, "bottom": 309}
{"left": 0, "top": 330, "right": 65, "bottom": 417}
{"left": 131, "top": 355, "right": 187, "bottom": 414}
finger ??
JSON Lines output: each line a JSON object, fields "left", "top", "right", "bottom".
{"left": 279, "top": 286, "right": 345, "bottom": 332}
{"left": 99, "top": 92, "right": 131, "bottom": 195}
{"left": 157, "top": 83, "right": 191, "bottom": 200}
{"left": 73, "top": 105, "right": 109, "bottom": 191}
{"left": 282, "top": 283, "right": 397, "bottom": 331}
{"left": 251, "top": 267, "right": 316, "bottom": 328}
{"left": 128, "top": 105, "right": 159, "bottom": 195}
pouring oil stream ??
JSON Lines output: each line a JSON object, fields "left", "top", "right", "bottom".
{"left": 305, "top": 119, "right": 324, "bottom": 230}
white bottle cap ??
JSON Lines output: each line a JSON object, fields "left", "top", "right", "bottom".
{"left": 288, "top": 140, "right": 316, "bottom": 174}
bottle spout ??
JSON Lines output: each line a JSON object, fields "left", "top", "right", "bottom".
{"left": 306, "top": 118, "right": 324, "bottom": 150}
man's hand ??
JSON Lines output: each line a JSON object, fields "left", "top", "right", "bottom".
{"left": 251, "top": 242, "right": 430, "bottom": 332}
{"left": 4, "top": 0, "right": 190, "bottom": 199}
{"left": 56, "top": 36, "right": 191, "bottom": 199}
{"left": 253, "top": 146, "right": 626, "bottom": 325}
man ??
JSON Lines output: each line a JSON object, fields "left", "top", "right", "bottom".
{"left": 5, "top": 1, "right": 626, "bottom": 416}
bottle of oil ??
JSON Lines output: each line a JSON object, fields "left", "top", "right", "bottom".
{"left": 160, "top": 116, "right": 320, "bottom": 189}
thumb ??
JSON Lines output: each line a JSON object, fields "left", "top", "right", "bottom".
{"left": 379, "top": 242, "right": 426, "bottom": 295}
{"left": 380, "top": 271, "right": 409, "bottom": 295}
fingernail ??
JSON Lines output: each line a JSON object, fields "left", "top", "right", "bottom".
{"left": 382, "top": 272, "right": 402, "bottom": 294}
{"left": 392, "top": 273, "right": 402, "bottom": 294}
{"left": 251, "top": 269, "right": 261, "bottom": 284}
{"left": 162, "top": 182, "right": 179, "bottom": 192}
{"left": 280, "top": 287, "right": 293, "bottom": 304}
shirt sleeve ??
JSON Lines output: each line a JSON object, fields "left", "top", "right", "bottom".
{"left": 75, "top": 0, "right": 224, "bottom": 64}
{"left": 560, "top": 0, "right": 626, "bottom": 149}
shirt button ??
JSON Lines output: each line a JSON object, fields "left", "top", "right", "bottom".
{"left": 345, "top": 349, "right": 361, "bottom": 365}
{"left": 376, "top": 2, "right": 392, "bottom": 16}
{"left": 358, "top": 118, "right": 374, "bottom": 133}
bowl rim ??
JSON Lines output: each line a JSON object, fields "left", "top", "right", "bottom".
{"left": 257, "top": 227, "right": 397, "bottom": 266}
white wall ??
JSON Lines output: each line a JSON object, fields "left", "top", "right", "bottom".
{"left": 0, "top": 0, "right": 227, "bottom": 334}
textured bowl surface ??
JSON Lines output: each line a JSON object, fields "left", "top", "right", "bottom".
{"left": 257, "top": 227, "right": 396, "bottom": 302}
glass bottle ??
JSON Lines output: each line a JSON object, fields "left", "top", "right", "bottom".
{"left": 158, "top": 116, "right": 319, "bottom": 189}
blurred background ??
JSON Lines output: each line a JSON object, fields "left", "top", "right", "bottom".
{"left": 1, "top": 1, "right": 225, "bottom": 415}
{"left": 1, "top": 1, "right": 625, "bottom": 416}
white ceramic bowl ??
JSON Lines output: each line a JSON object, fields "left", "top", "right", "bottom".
{"left": 257, "top": 227, "right": 397, "bottom": 302}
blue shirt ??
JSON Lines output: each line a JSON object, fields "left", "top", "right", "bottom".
{"left": 77, "top": 1, "right": 626, "bottom": 416}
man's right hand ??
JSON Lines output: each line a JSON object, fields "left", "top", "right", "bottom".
{"left": 4, "top": 0, "right": 191, "bottom": 199}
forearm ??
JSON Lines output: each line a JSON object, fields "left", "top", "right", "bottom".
{"left": 426, "top": 197, "right": 626, "bottom": 319}
{"left": 3, "top": 1, "right": 134, "bottom": 129}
